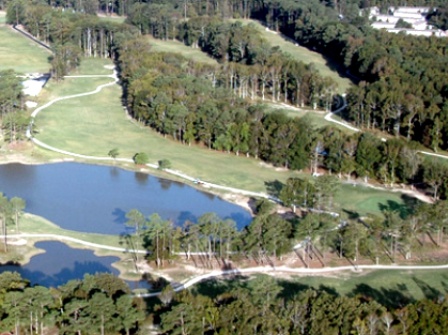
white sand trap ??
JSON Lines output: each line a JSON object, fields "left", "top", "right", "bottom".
{"left": 25, "top": 101, "right": 38, "bottom": 108}
{"left": 22, "top": 75, "right": 49, "bottom": 96}
{"left": 8, "top": 238, "right": 27, "bottom": 245}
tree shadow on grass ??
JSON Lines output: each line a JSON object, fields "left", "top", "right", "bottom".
{"left": 192, "top": 275, "right": 249, "bottom": 299}
{"left": 265, "top": 180, "right": 284, "bottom": 199}
{"left": 349, "top": 283, "right": 414, "bottom": 309}
{"left": 379, "top": 199, "right": 412, "bottom": 219}
{"left": 412, "top": 276, "right": 443, "bottom": 301}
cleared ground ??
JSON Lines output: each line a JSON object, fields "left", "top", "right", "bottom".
{"left": 0, "top": 14, "right": 50, "bottom": 73}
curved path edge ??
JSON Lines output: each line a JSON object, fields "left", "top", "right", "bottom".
{"left": 138, "top": 262, "right": 448, "bottom": 298}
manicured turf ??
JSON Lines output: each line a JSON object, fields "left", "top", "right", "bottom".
{"left": 147, "top": 36, "right": 218, "bottom": 65}
{"left": 266, "top": 104, "right": 356, "bottom": 133}
{"left": 33, "top": 58, "right": 416, "bottom": 217}
{"left": 0, "top": 23, "right": 50, "bottom": 74}
{"left": 335, "top": 183, "right": 413, "bottom": 218}
{"left": 195, "top": 270, "right": 448, "bottom": 309}
{"left": 233, "top": 19, "right": 352, "bottom": 94}
{"left": 286, "top": 269, "right": 448, "bottom": 307}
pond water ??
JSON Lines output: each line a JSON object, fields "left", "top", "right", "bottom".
{"left": 0, "top": 162, "right": 252, "bottom": 234}
{"left": 0, "top": 241, "right": 150, "bottom": 288}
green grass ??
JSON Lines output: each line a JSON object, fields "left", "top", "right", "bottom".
{"left": 0, "top": 24, "right": 50, "bottom": 74}
{"left": 195, "top": 270, "right": 448, "bottom": 309}
{"left": 19, "top": 213, "right": 121, "bottom": 248}
{"left": 266, "top": 104, "right": 356, "bottom": 133}
{"left": 335, "top": 183, "right": 414, "bottom": 217}
{"left": 286, "top": 269, "right": 448, "bottom": 307}
{"left": 97, "top": 14, "right": 126, "bottom": 24}
{"left": 147, "top": 36, "right": 218, "bottom": 65}
{"left": 33, "top": 59, "right": 416, "bottom": 217}
{"left": 233, "top": 19, "right": 352, "bottom": 94}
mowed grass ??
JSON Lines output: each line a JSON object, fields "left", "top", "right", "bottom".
{"left": 195, "top": 270, "right": 448, "bottom": 308}
{"left": 33, "top": 58, "right": 415, "bottom": 217}
{"left": 335, "top": 183, "right": 411, "bottom": 217}
{"left": 286, "top": 269, "right": 448, "bottom": 307}
{"left": 266, "top": 104, "right": 356, "bottom": 133}
{"left": 147, "top": 36, "right": 218, "bottom": 65}
{"left": 233, "top": 19, "right": 352, "bottom": 94}
{"left": 0, "top": 23, "right": 50, "bottom": 73}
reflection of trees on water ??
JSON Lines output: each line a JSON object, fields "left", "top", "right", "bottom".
{"left": 109, "top": 166, "right": 119, "bottom": 178}
{"left": 158, "top": 178, "right": 173, "bottom": 190}
{"left": 134, "top": 171, "right": 149, "bottom": 185}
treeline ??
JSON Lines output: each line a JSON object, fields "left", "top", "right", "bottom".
{"left": 6, "top": 1, "right": 137, "bottom": 78}
{"left": 250, "top": 0, "right": 448, "bottom": 151}
{"left": 0, "top": 271, "right": 145, "bottom": 334}
{"left": 2, "top": 0, "right": 134, "bottom": 15}
{"left": 154, "top": 275, "right": 448, "bottom": 335}
{"left": 119, "top": 46, "right": 448, "bottom": 197}
{"left": 0, "top": 70, "right": 29, "bottom": 143}
{"left": 125, "top": 195, "right": 448, "bottom": 270}
{"left": 124, "top": 0, "right": 448, "bottom": 151}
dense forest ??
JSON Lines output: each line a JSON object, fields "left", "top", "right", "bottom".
{"left": 0, "top": 272, "right": 146, "bottom": 334}
{"left": 2, "top": 270, "right": 448, "bottom": 334}
{"left": 5, "top": 0, "right": 448, "bottom": 187}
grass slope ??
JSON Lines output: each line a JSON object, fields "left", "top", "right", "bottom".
{"left": 0, "top": 21, "right": 50, "bottom": 73}
{"left": 147, "top": 36, "right": 218, "bottom": 65}
{"left": 32, "top": 59, "right": 409, "bottom": 217}
{"left": 233, "top": 19, "right": 352, "bottom": 94}
{"left": 196, "top": 270, "right": 448, "bottom": 309}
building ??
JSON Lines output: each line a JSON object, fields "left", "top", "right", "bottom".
{"left": 362, "top": 6, "right": 446, "bottom": 37}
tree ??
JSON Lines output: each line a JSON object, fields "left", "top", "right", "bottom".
{"left": 108, "top": 148, "right": 119, "bottom": 161}
{"left": 10, "top": 197, "right": 25, "bottom": 234}
{"left": 0, "top": 193, "right": 11, "bottom": 252}
{"left": 424, "top": 159, "right": 448, "bottom": 201}
{"left": 50, "top": 44, "right": 82, "bottom": 80}
{"left": 116, "top": 295, "right": 145, "bottom": 335}
{"left": 125, "top": 209, "right": 146, "bottom": 269}
{"left": 133, "top": 152, "right": 149, "bottom": 165}
{"left": 158, "top": 159, "right": 171, "bottom": 170}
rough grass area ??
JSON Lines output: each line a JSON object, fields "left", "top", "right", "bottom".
{"left": 147, "top": 36, "right": 218, "bottom": 65}
{"left": 233, "top": 19, "right": 352, "bottom": 94}
{"left": 0, "top": 23, "right": 50, "bottom": 74}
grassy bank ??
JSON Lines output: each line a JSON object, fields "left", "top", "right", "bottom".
{"left": 0, "top": 22, "right": 50, "bottom": 73}
{"left": 195, "top": 270, "right": 448, "bottom": 308}
{"left": 31, "top": 58, "right": 411, "bottom": 217}
{"left": 232, "top": 19, "right": 352, "bottom": 94}
{"left": 147, "top": 36, "right": 218, "bottom": 65}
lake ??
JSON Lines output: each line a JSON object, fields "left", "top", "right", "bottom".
{"left": 0, "top": 241, "right": 150, "bottom": 288}
{"left": 0, "top": 162, "right": 252, "bottom": 288}
{"left": 0, "top": 162, "right": 252, "bottom": 234}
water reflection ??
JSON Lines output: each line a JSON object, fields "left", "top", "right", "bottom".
{"left": 0, "top": 162, "right": 252, "bottom": 234}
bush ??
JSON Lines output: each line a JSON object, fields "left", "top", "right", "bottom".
{"left": 158, "top": 159, "right": 171, "bottom": 170}
{"left": 133, "top": 152, "right": 149, "bottom": 165}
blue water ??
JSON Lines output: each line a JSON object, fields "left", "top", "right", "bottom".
{"left": 0, "top": 241, "right": 150, "bottom": 289}
{"left": 0, "top": 162, "right": 252, "bottom": 234}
